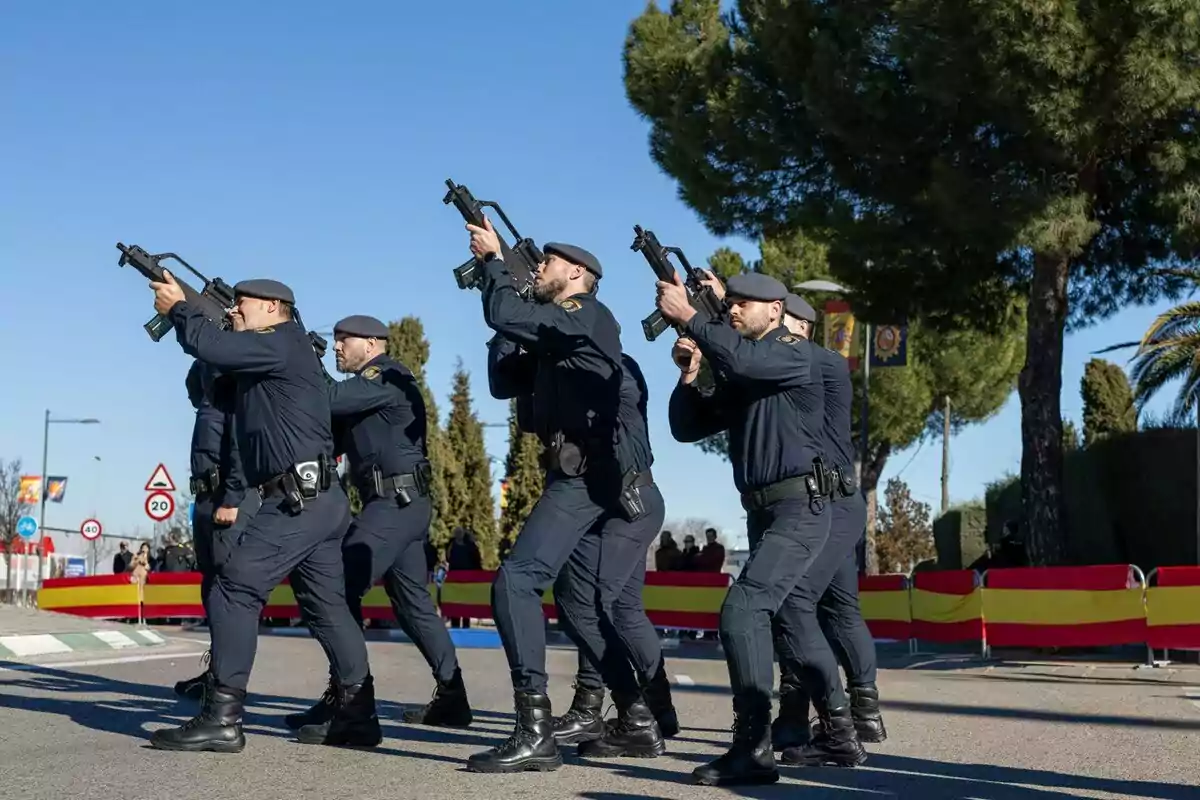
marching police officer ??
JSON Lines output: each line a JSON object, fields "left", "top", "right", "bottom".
{"left": 285, "top": 314, "right": 472, "bottom": 735}
{"left": 768, "top": 293, "right": 879, "bottom": 766}
{"left": 174, "top": 360, "right": 261, "bottom": 699}
{"left": 464, "top": 215, "right": 624, "bottom": 773}
{"left": 146, "top": 272, "right": 379, "bottom": 753}
{"left": 660, "top": 271, "right": 830, "bottom": 786}
{"left": 488, "top": 335, "right": 678, "bottom": 755}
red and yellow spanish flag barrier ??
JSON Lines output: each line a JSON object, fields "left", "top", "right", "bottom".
{"left": 264, "top": 578, "right": 437, "bottom": 620}
{"left": 858, "top": 574, "right": 910, "bottom": 640}
{"left": 1146, "top": 567, "right": 1200, "bottom": 649}
{"left": 910, "top": 570, "right": 984, "bottom": 643}
{"left": 440, "top": 570, "right": 732, "bottom": 631}
{"left": 982, "top": 565, "right": 1146, "bottom": 648}
{"left": 39, "top": 575, "right": 141, "bottom": 618}
{"left": 143, "top": 572, "right": 204, "bottom": 617}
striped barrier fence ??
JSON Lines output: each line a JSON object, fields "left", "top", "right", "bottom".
{"left": 858, "top": 574, "right": 911, "bottom": 642}
{"left": 39, "top": 574, "right": 142, "bottom": 619}
{"left": 981, "top": 565, "right": 1147, "bottom": 655}
{"left": 1145, "top": 567, "right": 1200, "bottom": 654}
{"left": 910, "top": 570, "right": 984, "bottom": 652}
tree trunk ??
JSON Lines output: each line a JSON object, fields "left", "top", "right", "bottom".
{"left": 860, "top": 441, "right": 892, "bottom": 575}
{"left": 1018, "top": 252, "right": 1070, "bottom": 565}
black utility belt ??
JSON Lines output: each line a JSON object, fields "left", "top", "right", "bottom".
{"left": 358, "top": 462, "right": 432, "bottom": 507}
{"left": 740, "top": 458, "right": 834, "bottom": 512}
{"left": 257, "top": 456, "right": 335, "bottom": 512}
{"left": 829, "top": 464, "right": 857, "bottom": 501}
{"left": 539, "top": 432, "right": 598, "bottom": 477}
{"left": 190, "top": 466, "right": 221, "bottom": 496}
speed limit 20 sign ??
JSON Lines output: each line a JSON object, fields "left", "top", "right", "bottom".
{"left": 145, "top": 491, "right": 176, "bottom": 522}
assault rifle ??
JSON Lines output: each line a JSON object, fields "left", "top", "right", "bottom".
{"left": 116, "top": 242, "right": 329, "bottom": 359}
{"left": 443, "top": 178, "right": 542, "bottom": 298}
{"left": 116, "top": 243, "right": 236, "bottom": 341}
{"left": 630, "top": 225, "right": 725, "bottom": 342}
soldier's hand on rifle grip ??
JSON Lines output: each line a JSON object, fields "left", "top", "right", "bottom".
{"left": 699, "top": 268, "right": 726, "bottom": 300}
{"left": 150, "top": 269, "right": 185, "bottom": 316}
{"left": 656, "top": 271, "right": 696, "bottom": 326}
{"left": 672, "top": 337, "right": 701, "bottom": 383}
{"left": 467, "top": 215, "right": 501, "bottom": 261}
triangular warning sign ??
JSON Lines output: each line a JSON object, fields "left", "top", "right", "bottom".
{"left": 145, "top": 463, "right": 176, "bottom": 492}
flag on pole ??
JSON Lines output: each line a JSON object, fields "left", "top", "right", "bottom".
{"left": 869, "top": 320, "right": 908, "bottom": 367}
{"left": 823, "top": 300, "right": 859, "bottom": 369}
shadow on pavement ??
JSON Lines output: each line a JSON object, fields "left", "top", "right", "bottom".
{"left": 576, "top": 749, "right": 1198, "bottom": 799}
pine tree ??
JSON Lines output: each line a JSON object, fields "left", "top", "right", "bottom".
{"left": 1081, "top": 359, "right": 1138, "bottom": 447}
{"left": 498, "top": 398, "right": 544, "bottom": 561}
{"left": 386, "top": 316, "right": 458, "bottom": 552}
{"left": 876, "top": 478, "right": 935, "bottom": 574}
{"left": 445, "top": 359, "right": 498, "bottom": 565}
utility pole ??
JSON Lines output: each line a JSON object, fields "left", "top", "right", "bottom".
{"left": 941, "top": 395, "right": 951, "bottom": 514}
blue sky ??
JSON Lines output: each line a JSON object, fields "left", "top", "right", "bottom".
{"left": 0, "top": 1, "right": 1187, "bottom": 555}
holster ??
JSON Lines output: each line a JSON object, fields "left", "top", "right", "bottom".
{"left": 189, "top": 466, "right": 221, "bottom": 496}
{"left": 364, "top": 461, "right": 431, "bottom": 508}
{"left": 540, "top": 432, "right": 588, "bottom": 477}
{"left": 265, "top": 455, "right": 334, "bottom": 514}
{"left": 617, "top": 468, "right": 654, "bottom": 522}
{"left": 832, "top": 465, "right": 857, "bottom": 499}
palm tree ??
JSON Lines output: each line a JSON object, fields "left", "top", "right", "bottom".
{"left": 1097, "top": 268, "right": 1200, "bottom": 425}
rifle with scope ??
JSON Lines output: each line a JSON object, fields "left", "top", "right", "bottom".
{"left": 443, "top": 178, "right": 542, "bottom": 298}
{"left": 630, "top": 225, "right": 725, "bottom": 342}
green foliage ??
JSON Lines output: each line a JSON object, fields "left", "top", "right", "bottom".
{"left": 1081, "top": 359, "right": 1137, "bottom": 446}
{"left": 1062, "top": 419, "right": 1082, "bottom": 452}
{"left": 932, "top": 502, "right": 988, "bottom": 570}
{"left": 877, "top": 478, "right": 936, "bottom": 573}
{"left": 444, "top": 359, "right": 497, "bottom": 566}
{"left": 498, "top": 399, "right": 544, "bottom": 561}
{"left": 623, "top": 0, "right": 1200, "bottom": 564}
{"left": 986, "top": 428, "right": 1199, "bottom": 568}
{"left": 387, "top": 316, "right": 457, "bottom": 549}
{"left": 1125, "top": 269, "right": 1200, "bottom": 419}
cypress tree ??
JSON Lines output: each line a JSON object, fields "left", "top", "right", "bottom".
{"left": 498, "top": 398, "right": 544, "bottom": 559}
{"left": 445, "top": 359, "right": 498, "bottom": 564}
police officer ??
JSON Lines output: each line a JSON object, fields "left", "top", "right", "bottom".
{"left": 768, "top": 292, "right": 878, "bottom": 766}
{"left": 146, "top": 272, "right": 379, "bottom": 753}
{"left": 174, "top": 359, "right": 261, "bottom": 700}
{"left": 285, "top": 314, "right": 472, "bottom": 734}
{"left": 488, "top": 335, "right": 678, "bottom": 755}
{"left": 660, "top": 271, "right": 830, "bottom": 786}
{"left": 464, "top": 215, "right": 625, "bottom": 773}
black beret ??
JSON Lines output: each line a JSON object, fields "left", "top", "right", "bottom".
{"left": 785, "top": 293, "right": 817, "bottom": 322}
{"left": 333, "top": 314, "right": 389, "bottom": 339}
{"left": 725, "top": 272, "right": 787, "bottom": 302}
{"left": 233, "top": 278, "right": 295, "bottom": 304}
{"left": 543, "top": 242, "right": 602, "bottom": 278}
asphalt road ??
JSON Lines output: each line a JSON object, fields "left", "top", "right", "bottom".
{"left": 1, "top": 630, "right": 1197, "bottom": 800}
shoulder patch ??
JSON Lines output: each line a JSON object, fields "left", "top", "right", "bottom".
{"left": 778, "top": 334, "right": 798, "bottom": 344}
{"left": 361, "top": 366, "right": 381, "bottom": 380}
{"left": 255, "top": 326, "right": 276, "bottom": 334}
{"left": 559, "top": 298, "right": 582, "bottom": 312}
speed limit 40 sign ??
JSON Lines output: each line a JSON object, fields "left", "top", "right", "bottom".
{"left": 80, "top": 518, "right": 102, "bottom": 541}
{"left": 145, "top": 491, "right": 176, "bottom": 522}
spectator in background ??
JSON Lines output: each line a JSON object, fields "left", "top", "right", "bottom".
{"left": 113, "top": 542, "right": 132, "bottom": 575}
{"left": 680, "top": 535, "right": 701, "bottom": 569}
{"left": 654, "top": 530, "right": 680, "bottom": 571}
{"left": 697, "top": 528, "right": 726, "bottom": 572}
{"left": 446, "top": 527, "right": 482, "bottom": 628}
{"left": 129, "top": 542, "right": 151, "bottom": 601}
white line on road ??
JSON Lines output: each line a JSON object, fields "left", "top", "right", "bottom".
{"left": 0, "top": 650, "right": 205, "bottom": 672}
{"left": 674, "top": 674, "right": 696, "bottom": 686}
{"left": 1183, "top": 686, "right": 1200, "bottom": 712}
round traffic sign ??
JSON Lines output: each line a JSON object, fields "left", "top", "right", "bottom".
{"left": 145, "top": 491, "right": 176, "bottom": 522}
{"left": 80, "top": 518, "right": 103, "bottom": 541}
{"left": 15, "top": 515, "right": 38, "bottom": 540}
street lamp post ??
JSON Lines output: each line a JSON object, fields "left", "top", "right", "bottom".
{"left": 37, "top": 411, "right": 100, "bottom": 589}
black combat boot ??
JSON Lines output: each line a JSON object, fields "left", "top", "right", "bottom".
{"left": 403, "top": 668, "right": 473, "bottom": 727}
{"left": 550, "top": 684, "right": 606, "bottom": 745}
{"left": 781, "top": 701, "right": 867, "bottom": 768}
{"left": 284, "top": 673, "right": 337, "bottom": 730}
{"left": 849, "top": 683, "right": 887, "bottom": 743}
{"left": 691, "top": 697, "right": 778, "bottom": 786}
{"left": 771, "top": 673, "right": 811, "bottom": 751}
{"left": 578, "top": 689, "right": 665, "bottom": 758}
{"left": 467, "top": 691, "right": 562, "bottom": 773}
{"left": 643, "top": 661, "right": 680, "bottom": 738}
{"left": 173, "top": 651, "right": 212, "bottom": 701}
{"left": 149, "top": 684, "right": 246, "bottom": 753}
{"left": 296, "top": 675, "right": 383, "bottom": 747}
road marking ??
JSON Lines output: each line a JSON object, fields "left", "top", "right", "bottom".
{"left": 1183, "top": 686, "right": 1200, "bottom": 712}
{"left": 136, "top": 629, "right": 167, "bottom": 644}
{"left": 674, "top": 674, "right": 695, "bottom": 686}
{"left": 93, "top": 631, "right": 139, "bottom": 649}
{"left": 0, "top": 650, "right": 205, "bottom": 672}
{"left": 0, "top": 634, "right": 73, "bottom": 657}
